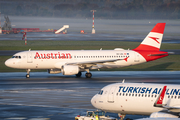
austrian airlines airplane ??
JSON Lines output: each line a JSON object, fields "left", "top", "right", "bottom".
{"left": 5, "top": 23, "right": 168, "bottom": 78}
{"left": 91, "top": 82, "right": 180, "bottom": 119}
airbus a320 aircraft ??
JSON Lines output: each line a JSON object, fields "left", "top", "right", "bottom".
{"left": 5, "top": 23, "right": 168, "bottom": 78}
{"left": 91, "top": 82, "right": 180, "bottom": 119}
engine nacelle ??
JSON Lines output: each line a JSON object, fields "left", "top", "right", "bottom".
{"left": 150, "top": 112, "right": 179, "bottom": 118}
{"left": 62, "top": 65, "right": 79, "bottom": 75}
{"left": 48, "top": 69, "right": 61, "bottom": 74}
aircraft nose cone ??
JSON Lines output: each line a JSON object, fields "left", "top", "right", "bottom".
{"left": 5, "top": 59, "right": 11, "bottom": 67}
{"left": 5, "top": 59, "right": 15, "bottom": 68}
{"left": 91, "top": 95, "right": 97, "bottom": 108}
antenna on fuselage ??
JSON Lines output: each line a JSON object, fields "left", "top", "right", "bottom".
{"left": 122, "top": 79, "right": 125, "bottom": 83}
{"left": 29, "top": 48, "right": 31, "bottom": 51}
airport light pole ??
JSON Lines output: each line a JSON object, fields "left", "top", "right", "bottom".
{"left": 91, "top": 10, "right": 96, "bottom": 34}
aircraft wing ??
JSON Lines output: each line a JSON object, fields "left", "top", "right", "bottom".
{"left": 163, "top": 106, "right": 180, "bottom": 112}
{"left": 66, "top": 59, "right": 122, "bottom": 65}
{"left": 65, "top": 58, "right": 128, "bottom": 69}
{"left": 154, "top": 86, "right": 180, "bottom": 113}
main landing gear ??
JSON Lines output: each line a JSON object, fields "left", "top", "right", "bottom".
{"left": 85, "top": 73, "right": 92, "bottom": 78}
{"left": 26, "top": 69, "right": 31, "bottom": 78}
{"left": 85, "top": 69, "right": 92, "bottom": 78}
{"left": 76, "top": 72, "right": 82, "bottom": 77}
{"left": 76, "top": 71, "right": 92, "bottom": 78}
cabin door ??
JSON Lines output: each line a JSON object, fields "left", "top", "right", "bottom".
{"left": 27, "top": 53, "right": 33, "bottom": 63}
{"left": 108, "top": 86, "right": 117, "bottom": 103}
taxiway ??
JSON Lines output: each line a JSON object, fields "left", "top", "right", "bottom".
{"left": 0, "top": 71, "right": 180, "bottom": 120}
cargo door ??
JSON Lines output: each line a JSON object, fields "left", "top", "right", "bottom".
{"left": 27, "top": 53, "right": 33, "bottom": 63}
{"left": 108, "top": 86, "right": 117, "bottom": 103}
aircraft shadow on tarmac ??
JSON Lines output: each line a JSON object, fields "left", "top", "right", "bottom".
{"left": 120, "top": 62, "right": 174, "bottom": 71}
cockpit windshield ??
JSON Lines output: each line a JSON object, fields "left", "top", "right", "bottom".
{"left": 12, "top": 56, "right": 21, "bottom": 59}
{"left": 98, "top": 90, "right": 103, "bottom": 95}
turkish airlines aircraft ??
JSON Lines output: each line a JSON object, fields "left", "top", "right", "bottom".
{"left": 5, "top": 23, "right": 168, "bottom": 78}
{"left": 91, "top": 82, "right": 180, "bottom": 119}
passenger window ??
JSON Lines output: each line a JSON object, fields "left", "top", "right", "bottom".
{"left": 119, "top": 93, "right": 121, "bottom": 96}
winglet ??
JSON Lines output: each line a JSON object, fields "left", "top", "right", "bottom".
{"left": 154, "top": 86, "right": 167, "bottom": 107}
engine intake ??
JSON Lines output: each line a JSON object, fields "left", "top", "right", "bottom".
{"left": 62, "top": 65, "right": 79, "bottom": 75}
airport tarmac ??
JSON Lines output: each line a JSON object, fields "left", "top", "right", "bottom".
{"left": 0, "top": 71, "right": 180, "bottom": 120}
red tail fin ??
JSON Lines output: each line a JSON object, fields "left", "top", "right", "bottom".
{"left": 154, "top": 86, "right": 167, "bottom": 107}
{"left": 134, "top": 23, "right": 166, "bottom": 51}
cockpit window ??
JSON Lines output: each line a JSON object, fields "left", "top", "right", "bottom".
{"left": 98, "top": 90, "right": 103, "bottom": 95}
{"left": 12, "top": 56, "right": 21, "bottom": 59}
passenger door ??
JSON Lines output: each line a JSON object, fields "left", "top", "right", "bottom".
{"left": 108, "top": 86, "right": 117, "bottom": 103}
{"left": 27, "top": 53, "right": 33, "bottom": 63}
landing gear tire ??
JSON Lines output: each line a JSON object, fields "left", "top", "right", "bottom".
{"left": 76, "top": 72, "right": 82, "bottom": 77}
{"left": 26, "top": 74, "right": 30, "bottom": 78}
{"left": 26, "top": 69, "right": 31, "bottom": 78}
{"left": 85, "top": 73, "right": 92, "bottom": 78}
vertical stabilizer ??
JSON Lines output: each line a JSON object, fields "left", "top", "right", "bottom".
{"left": 154, "top": 86, "right": 167, "bottom": 107}
{"left": 134, "top": 23, "right": 166, "bottom": 51}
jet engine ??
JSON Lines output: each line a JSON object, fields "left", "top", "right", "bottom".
{"left": 61, "top": 65, "right": 79, "bottom": 75}
{"left": 150, "top": 112, "right": 179, "bottom": 118}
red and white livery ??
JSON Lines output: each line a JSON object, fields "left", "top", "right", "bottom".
{"left": 5, "top": 23, "right": 168, "bottom": 78}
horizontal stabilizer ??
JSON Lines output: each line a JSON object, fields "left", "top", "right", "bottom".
{"left": 148, "top": 53, "right": 168, "bottom": 56}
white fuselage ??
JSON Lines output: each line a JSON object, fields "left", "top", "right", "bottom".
{"left": 5, "top": 50, "right": 146, "bottom": 70}
{"left": 91, "top": 83, "right": 180, "bottom": 115}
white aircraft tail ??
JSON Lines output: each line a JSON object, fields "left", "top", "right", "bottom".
{"left": 134, "top": 23, "right": 166, "bottom": 51}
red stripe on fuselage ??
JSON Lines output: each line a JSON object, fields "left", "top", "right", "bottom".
{"left": 133, "top": 45, "right": 168, "bottom": 62}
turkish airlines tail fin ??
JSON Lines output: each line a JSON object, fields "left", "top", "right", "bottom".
{"left": 154, "top": 86, "right": 167, "bottom": 107}
{"left": 134, "top": 23, "right": 166, "bottom": 51}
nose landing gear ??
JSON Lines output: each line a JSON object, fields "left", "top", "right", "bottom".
{"left": 26, "top": 69, "right": 31, "bottom": 78}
